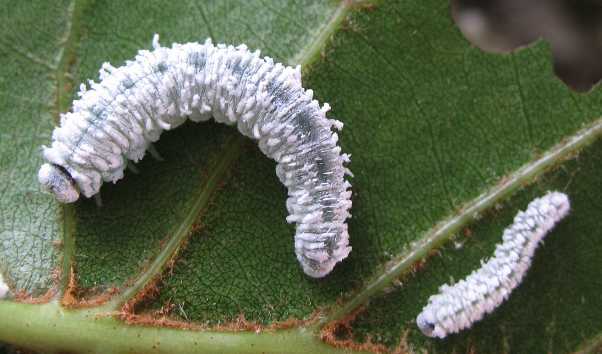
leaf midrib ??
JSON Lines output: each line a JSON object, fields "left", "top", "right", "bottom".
{"left": 105, "top": 136, "right": 246, "bottom": 309}
{"left": 53, "top": 0, "right": 86, "bottom": 296}
{"left": 323, "top": 117, "right": 602, "bottom": 325}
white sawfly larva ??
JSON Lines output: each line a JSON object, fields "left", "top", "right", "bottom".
{"left": 417, "top": 191, "right": 570, "bottom": 338}
{"left": 0, "top": 274, "right": 8, "bottom": 299}
{"left": 37, "top": 34, "right": 352, "bottom": 278}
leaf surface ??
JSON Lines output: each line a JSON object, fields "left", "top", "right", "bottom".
{"left": 0, "top": 0, "right": 73, "bottom": 294}
{"left": 0, "top": 0, "right": 600, "bottom": 353}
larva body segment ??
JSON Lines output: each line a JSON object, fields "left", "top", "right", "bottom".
{"left": 0, "top": 274, "right": 8, "bottom": 299}
{"left": 417, "top": 191, "right": 570, "bottom": 338}
{"left": 38, "top": 35, "right": 352, "bottom": 278}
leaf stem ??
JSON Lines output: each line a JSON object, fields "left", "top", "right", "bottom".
{"left": 290, "top": 0, "right": 353, "bottom": 69}
{"left": 54, "top": 0, "right": 89, "bottom": 297}
{"left": 573, "top": 330, "right": 602, "bottom": 354}
{"left": 106, "top": 137, "right": 246, "bottom": 310}
{"left": 322, "top": 118, "right": 602, "bottom": 325}
{"left": 0, "top": 301, "right": 358, "bottom": 354}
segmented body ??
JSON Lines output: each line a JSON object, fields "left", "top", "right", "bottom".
{"left": 38, "top": 35, "right": 352, "bottom": 278}
{"left": 416, "top": 191, "right": 570, "bottom": 338}
{"left": 0, "top": 274, "right": 8, "bottom": 299}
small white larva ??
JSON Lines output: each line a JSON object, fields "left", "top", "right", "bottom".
{"left": 0, "top": 274, "right": 8, "bottom": 299}
{"left": 417, "top": 191, "right": 570, "bottom": 338}
{"left": 38, "top": 35, "right": 352, "bottom": 278}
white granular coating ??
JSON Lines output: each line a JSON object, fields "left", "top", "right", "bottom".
{"left": 38, "top": 34, "right": 352, "bottom": 278}
{"left": 417, "top": 191, "right": 570, "bottom": 338}
{"left": 0, "top": 274, "right": 8, "bottom": 299}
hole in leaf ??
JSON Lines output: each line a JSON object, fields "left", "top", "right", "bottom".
{"left": 452, "top": 0, "right": 602, "bottom": 92}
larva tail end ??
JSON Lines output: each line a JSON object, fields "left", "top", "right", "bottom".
{"left": 302, "top": 261, "right": 336, "bottom": 279}
{"left": 38, "top": 163, "right": 80, "bottom": 203}
{"left": 298, "top": 245, "right": 351, "bottom": 278}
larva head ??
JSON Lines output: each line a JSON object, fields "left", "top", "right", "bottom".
{"left": 548, "top": 191, "right": 571, "bottom": 217}
{"left": 416, "top": 309, "right": 441, "bottom": 338}
{"left": 38, "top": 163, "right": 80, "bottom": 203}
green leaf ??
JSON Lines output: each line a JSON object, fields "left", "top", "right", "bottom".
{"left": 0, "top": 0, "right": 601, "bottom": 353}
{"left": 0, "top": 0, "right": 72, "bottom": 294}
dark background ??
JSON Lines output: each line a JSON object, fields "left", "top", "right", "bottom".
{"left": 453, "top": 0, "right": 602, "bottom": 91}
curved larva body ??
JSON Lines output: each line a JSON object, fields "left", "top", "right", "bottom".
{"left": 38, "top": 35, "right": 352, "bottom": 278}
{"left": 417, "top": 191, "right": 570, "bottom": 338}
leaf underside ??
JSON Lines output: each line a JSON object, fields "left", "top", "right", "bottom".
{"left": 0, "top": 0, "right": 600, "bottom": 353}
